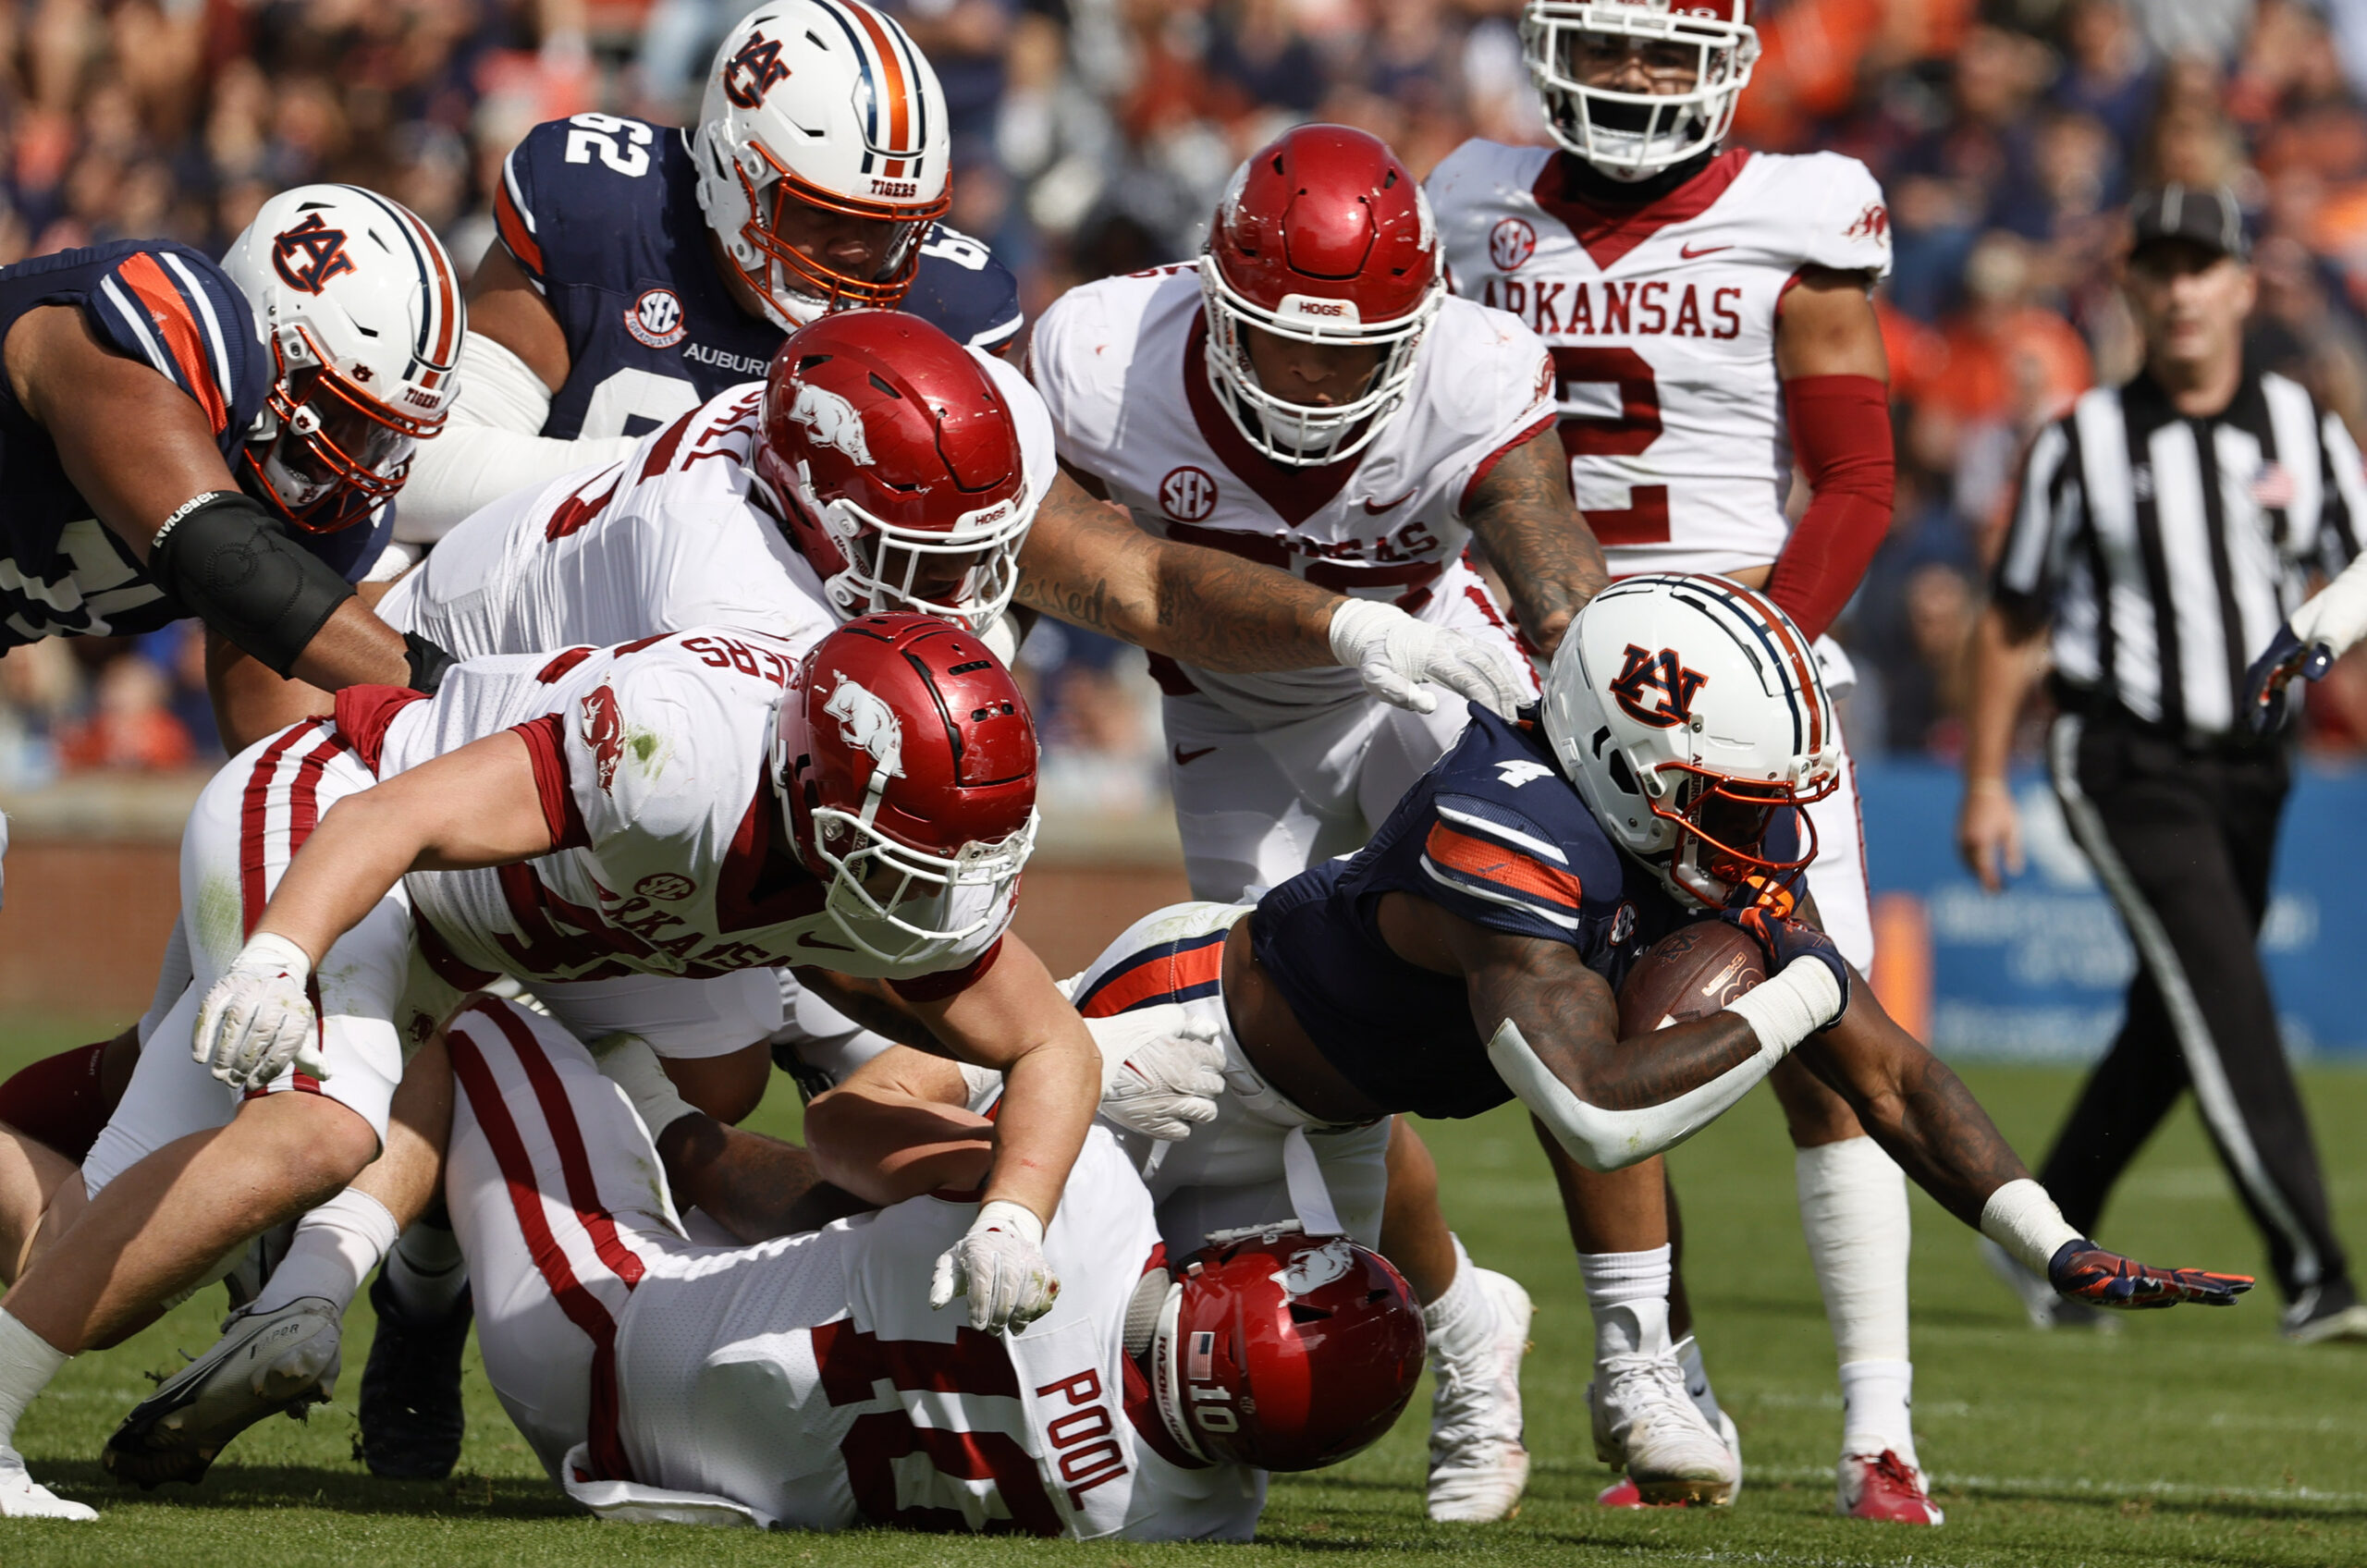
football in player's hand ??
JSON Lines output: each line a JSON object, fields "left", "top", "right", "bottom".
{"left": 1617, "top": 921, "right": 1767, "bottom": 1036}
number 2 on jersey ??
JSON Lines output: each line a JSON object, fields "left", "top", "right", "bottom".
{"left": 1551, "top": 347, "right": 1671, "bottom": 546}
{"left": 565, "top": 113, "right": 654, "bottom": 178}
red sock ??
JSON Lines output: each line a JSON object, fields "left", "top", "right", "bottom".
{"left": 0, "top": 1040, "right": 116, "bottom": 1162}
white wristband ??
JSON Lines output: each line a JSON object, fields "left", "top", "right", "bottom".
{"left": 239, "top": 932, "right": 313, "bottom": 983}
{"left": 1979, "top": 1177, "right": 2083, "bottom": 1277}
{"left": 1721, "top": 959, "right": 1842, "bottom": 1059}
{"left": 974, "top": 1198, "right": 1044, "bottom": 1246}
{"left": 1325, "top": 596, "right": 1397, "bottom": 667}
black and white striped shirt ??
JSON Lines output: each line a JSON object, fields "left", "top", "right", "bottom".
{"left": 1994, "top": 367, "right": 2365, "bottom": 738}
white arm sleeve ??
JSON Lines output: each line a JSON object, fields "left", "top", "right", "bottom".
{"left": 2291, "top": 552, "right": 2367, "bottom": 660}
{"left": 1488, "top": 960, "right": 1840, "bottom": 1171}
{"left": 395, "top": 332, "right": 639, "bottom": 545}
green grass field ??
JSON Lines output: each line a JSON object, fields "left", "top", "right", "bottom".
{"left": 0, "top": 1018, "right": 2361, "bottom": 1567}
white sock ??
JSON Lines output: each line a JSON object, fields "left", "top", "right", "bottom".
{"left": 1419, "top": 1235, "right": 1500, "bottom": 1359}
{"left": 1796, "top": 1137, "right": 1912, "bottom": 1366}
{"left": 385, "top": 1219, "right": 469, "bottom": 1320}
{"left": 0, "top": 1311, "right": 67, "bottom": 1452}
{"left": 252, "top": 1189, "right": 399, "bottom": 1317}
{"left": 1674, "top": 1334, "right": 1724, "bottom": 1427}
{"left": 1579, "top": 1245, "right": 1673, "bottom": 1361}
{"left": 1838, "top": 1358, "right": 1919, "bottom": 1467}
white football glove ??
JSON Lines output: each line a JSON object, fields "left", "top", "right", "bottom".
{"left": 1086, "top": 1002, "right": 1226, "bottom": 1141}
{"left": 1328, "top": 596, "right": 1528, "bottom": 717}
{"left": 193, "top": 933, "right": 329, "bottom": 1091}
{"left": 930, "top": 1200, "right": 1059, "bottom": 1332}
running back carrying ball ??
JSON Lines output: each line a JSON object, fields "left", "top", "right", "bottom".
{"left": 1617, "top": 921, "right": 1767, "bottom": 1035}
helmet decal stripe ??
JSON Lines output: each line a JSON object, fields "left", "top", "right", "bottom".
{"left": 808, "top": 0, "right": 882, "bottom": 176}
{"left": 343, "top": 184, "right": 460, "bottom": 383}
{"left": 843, "top": 2, "right": 916, "bottom": 177}
{"left": 1679, "top": 575, "right": 1822, "bottom": 759}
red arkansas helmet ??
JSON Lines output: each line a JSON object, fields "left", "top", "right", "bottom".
{"left": 1201, "top": 125, "right": 1445, "bottom": 468}
{"left": 1151, "top": 1228, "right": 1426, "bottom": 1472}
{"left": 771, "top": 613, "right": 1039, "bottom": 964}
{"left": 753, "top": 311, "right": 1033, "bottom": 633}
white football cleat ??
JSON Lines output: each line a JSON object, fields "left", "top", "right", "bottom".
{"left": 1589, "top": 1351, "right": 1739, "bottom": 1506}
{"left": 104, "top": 1296, "right": 343, "bottom": 1488}
{"left": 1838, "top": 1449, "right": 1944, "bottom": 1524}
{"left": 0, "top": 1449, "right": 95, "bottom": 1519}
{"left": 1425, "top": 1268, "right": 1533, "bottom": 1522}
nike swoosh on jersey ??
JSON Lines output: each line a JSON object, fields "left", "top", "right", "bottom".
{"left": 1173, "top": 745, "right": 1218, "bottom": 765}
{"left": 1678, "top": 242, "right": 1733, "bottom": 259}
{"left": 1359, "top": 488, "right": 1417, "bottom": 515}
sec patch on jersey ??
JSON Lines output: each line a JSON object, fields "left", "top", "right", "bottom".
{"left": 1617, "top": 920, "right": 1764, "bottom": 1035}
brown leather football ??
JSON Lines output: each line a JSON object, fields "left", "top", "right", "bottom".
{"left": 1616, "top": 921, "right": 1768, "bottom": 1036}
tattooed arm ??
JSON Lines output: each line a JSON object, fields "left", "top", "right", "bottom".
{"left": 1458, "top": 429, "right": 1609, "bottom": 657}
{"left": 1012, "top": 466, "right": 1342, "bottom": 671}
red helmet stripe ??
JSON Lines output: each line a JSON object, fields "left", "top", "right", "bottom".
{"left": 1727, "top": 582, "right": 1822, "bottom": 756}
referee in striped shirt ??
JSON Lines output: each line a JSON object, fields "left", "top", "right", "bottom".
{"left": 1957, "top": 185, "right": 2367, "bottom": 1343}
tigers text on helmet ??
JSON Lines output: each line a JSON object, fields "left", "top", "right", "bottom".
{"left": 754, "top": 311, "right": 1031, "bottom": 631}
{"left": 1521, "top": 0, "right": 1760, "bottom": 181}
{"left": 1150, "top": 1228, "right": 1426, "bottom": 1472}
{"left": 770, "top": 613, "right": 1038, "bottom": 964}
{"left": 1542, "top": 573, "right": 1837, "bottom": 909}
{"left": 218, "top": 185, "right": 462, "bottom": 533}
{"left": 694, "top": 0, "right": 952, "bottom": 332}
{"left": 1200, "top": 124, "right": 1444, "bottom": 469}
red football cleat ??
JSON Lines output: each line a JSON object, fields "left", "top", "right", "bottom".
{"left": 1837, "top": 1451, "right": 1944, "bottom": 1524}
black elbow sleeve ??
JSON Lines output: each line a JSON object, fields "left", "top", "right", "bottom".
{"left": 148, "top": 491, "right": 357, "bottom": 677}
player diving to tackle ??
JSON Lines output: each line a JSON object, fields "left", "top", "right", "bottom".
{"left": 1027, "top": 121, "right": 1613, "bottom": 1523}
{"left": 896, "top": 574, "right": 2251, "bottom": 1510}
{"left": 1426, "top": 0, "right": 1915, "bottom": 1514}
{"left": 0, "top": 618, "right": 1104, "bottom": 1517}
{"left": 364, "top": 1001, "right": 1426, "bottom": 1537}
{"left": 396, "top": 0, "right": 1032, "bottom": 543}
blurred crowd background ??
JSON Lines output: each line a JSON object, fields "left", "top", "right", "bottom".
{"left": 4, "top": 0, "right": 2367, "bottom": 811}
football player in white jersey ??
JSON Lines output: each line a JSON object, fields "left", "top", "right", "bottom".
{"left": 1028, "top": 123, "right": 1613, "bottom": 1523}
{"left": 1425, "top": 0, "right": 1920, "bottom": 1522}
{"left": 0, "top": 619, "right": 1104, "bottom": 1515}
{"left": 362, "top": 999, "right": 1422, "bottom": 1538}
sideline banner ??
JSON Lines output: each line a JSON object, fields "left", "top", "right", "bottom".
{"left": 1855, "top": 762, "right": 2367, "bottom": 1060}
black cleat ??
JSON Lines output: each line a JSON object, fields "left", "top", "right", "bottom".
{"left": 357, "top": 1270, "right": 472, "bottom": 1479}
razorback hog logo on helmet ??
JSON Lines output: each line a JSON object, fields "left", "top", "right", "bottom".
{"left": 789, "top": 381, "right": 875, "bottom": 466}
{"left": 1608, "top": 643, "right": 1711, "bottom": 729}
{"left": 824, "top": 673, "right": 904, "bottom": 778}
{"left": 580, "top": 684, "right": 626, "bottom": 790}
{"left": 271, "top": 213, "right": 357, "bottom": 296}
{"left": 1275, "top": 1237, "right": 1358, "bottom": 1297}
{"left": 722, "top": 30, "right": 792, "bottom": 109}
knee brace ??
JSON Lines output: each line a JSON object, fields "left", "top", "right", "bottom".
{"left": 149, "top": 490, "right": 356, "bottom": 677}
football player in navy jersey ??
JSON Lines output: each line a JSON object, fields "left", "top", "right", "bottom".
{"left": 399, "top": 0, "right": 1024, "bottom": 541}
{"left": 0, "top": 185, "right": 463, "bottom": 756}
{"left": 1024, "top": 575, "right": 2252, "bottom": 1507}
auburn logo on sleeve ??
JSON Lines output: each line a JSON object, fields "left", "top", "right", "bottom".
{"left": 1607, "top": 643, "right": 1709, "bottom": 729}
{"left": 271, "top": 214, "right": 358, "bottom": 295}
{"left": 723, "top": 31, "right": 792, "bottom": 108}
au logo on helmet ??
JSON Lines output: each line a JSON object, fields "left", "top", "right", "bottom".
{"left": 1608, "top": 643, "right": 1710, "bottom": 729}
{"left": 789, "top": 382, "right": 875, "bottom": 465}
{"left": 271, "top": 213, "right": 357, "bottom": 296}
{"left": 723, "top": 30, "right": 791, "bottom": 109}
{"left": 824, "top": 673, "right": 903, "bottom": 778}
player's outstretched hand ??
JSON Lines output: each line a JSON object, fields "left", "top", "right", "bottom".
{"left": 194, "top": 934, "right": 330, "bottom": 1091}
{"left": 1718, "top": 891, "right": 1850, "bottom": 1030}
{"left": 1328, "top": 598, "right": 1530, "bottom": 717}
{"left": 2048, "top": 1239, "right": 2253, "bottom": 1308}
{"left": 932, "top": 1201, "right": 1061, "bottom": 1333}
{"left": 1086, "top": 1002, "right": 1226, "bottom": 1141}
{"left": 2240, "top": 621, "right": 2334, "bottom": 736}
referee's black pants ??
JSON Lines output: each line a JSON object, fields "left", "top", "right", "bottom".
{"left": 2038, "top": 710, "right": 2349, "bottom": 1305}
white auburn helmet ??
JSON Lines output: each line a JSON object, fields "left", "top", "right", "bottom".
{"left": 1520, "top": 0, "right": 1760, "bottom": 182}
{"left": 693, "top": 0, "right": 951, "bottom": 334}
{"left": 219, "top": 184, "right": 462, "bottom": 533}
{"left": 1542, "top": 574, "right": 1837, "bottom": 909}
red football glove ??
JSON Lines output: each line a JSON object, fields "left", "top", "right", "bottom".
{"left": 2047, "top": 1239, "right": 2253, "bottom": 1308}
